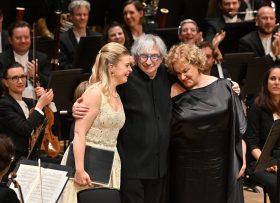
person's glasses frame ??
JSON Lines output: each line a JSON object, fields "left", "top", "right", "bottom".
{"left": 138, "top": 54, "right": 162, "bottom": 63}
{"left": 5, "top": 74, "right": 27, "bottom": 82}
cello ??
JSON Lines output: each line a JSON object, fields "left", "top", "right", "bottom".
{"left": 29, "top": 23, "right": 61, "bottom": 158}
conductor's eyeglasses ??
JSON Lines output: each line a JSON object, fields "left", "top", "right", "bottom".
{"left": 138, "top": 54, "right": 162, "bottom": 63}
{"left": 6, "top": 75, "right": 27, "bottom": 82}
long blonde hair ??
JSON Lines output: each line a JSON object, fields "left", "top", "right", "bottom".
{"left": 89, "top": 42, "right": 130, "bottom": 96}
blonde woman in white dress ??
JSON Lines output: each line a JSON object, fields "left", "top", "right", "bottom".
{"left": 58, "top": 42, "right": 132, "bottom": 203}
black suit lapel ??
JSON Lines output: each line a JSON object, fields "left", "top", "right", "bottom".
{"left": 6, "top": 94, "right": 28, "bottom": 119}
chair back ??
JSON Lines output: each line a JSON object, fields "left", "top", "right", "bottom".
{"left": 77, "top": 187, "right": 121, "bottom": 203}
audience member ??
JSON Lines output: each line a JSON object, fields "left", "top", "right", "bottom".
{"left": 103, "top": 21, "right": 131, "bottom": 49}
{"left": 238, "top": 6, "right": 280, "bottom": 58}
{"left": 0, "top": 135, "right": 19, "bottom": 203}
{"left": 59, "top": 0, "right": 101, "bottom": 70}
{"left": 205, "top": 0, "right": 242, "bottom": 41}
{"left": 0, "top": 20, "right": 51, "bottom": 99}
{"left": 0, "top": 62, "right": 53, "bottom": 171}
{"left": 245, "top": 64, "right": 280, "bottom": 203}
{"left": 166, "top": 43, "right": 246, "bottom": 203}
{"left": 59, "top": 42, "right": 132, "bottom": 203}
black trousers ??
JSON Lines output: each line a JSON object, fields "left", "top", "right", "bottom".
{"left": 120, "top": 176, "right": 168, "bottom": 203}
{"left": 253, "top": 171, "right": 277, "bottom": 203}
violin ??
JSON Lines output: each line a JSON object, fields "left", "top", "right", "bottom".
{"left": 9, "top": 172, "right": 24, "bottom": 203}
{"left": 29, "top": 23, "right": 61, "bottom": 158}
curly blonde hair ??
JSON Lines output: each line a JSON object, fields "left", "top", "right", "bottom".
{"left": 165, "top": 43, "right": 206, "bottom": 74}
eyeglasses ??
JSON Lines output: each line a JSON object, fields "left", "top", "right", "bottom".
{"left": 138, "top": 54, "right": 162, "bottom": 63}
{"left": 5, "top": 75, "right": 27, "bottom": 82}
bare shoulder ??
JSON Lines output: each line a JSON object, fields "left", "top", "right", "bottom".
{"left": 171, "top": 82, "right": 186, "bottom": 98}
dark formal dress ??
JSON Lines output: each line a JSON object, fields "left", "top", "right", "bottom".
{"left": 245, "top": 104, "right": 277, "bottom": 203}
{"left": 170, "top": 79, "right": 246, "bottom": 203}
{"left": 0, "top": 182, "right": 20, "bottom": 203}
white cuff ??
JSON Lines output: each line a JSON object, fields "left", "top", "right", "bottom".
{"left": 35, "top": 107, "right": 44, "bottom": 116}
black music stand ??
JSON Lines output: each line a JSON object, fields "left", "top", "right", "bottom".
{"left": 152, "top": 27, "right": 179, "bottom": 49}
{"left": 243, "top": 57, "right": 273, "bottom": 95}
{"left": 219, "top": 21, "right": 256, "bottom": 53}
{"left": 48, "top": 69, "right": 84, "bottom": 148}
{"left": 72, "top": 35, "right": 103, "bottom": 73}
{"left": 48, "top": 69, "right": 83, "bottom": 114}
{"left": 222, "top": 52, "right": 255, "bottom": 84}
{"left": 27, "top": 118, "right": 48, "bottom": 160}
{"left": 254, "top": 119, "right": 280, "bottom": 203}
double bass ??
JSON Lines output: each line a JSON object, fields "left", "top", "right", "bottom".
{"left": 29, "top": 23, "right": 61, "bottom": 158}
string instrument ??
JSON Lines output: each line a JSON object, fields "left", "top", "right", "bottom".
{"left": 9, "top": 172, "right": 24, "bottom": 203}
{"left": 51, "top": 10, "right": 62, "bottom": 71}
{"left": 29, "top": 23, "right": 61, "bottom": 158}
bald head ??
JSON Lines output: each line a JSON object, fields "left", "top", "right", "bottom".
{"left": 256, "top": 6, "right": 276, "bottom": 35}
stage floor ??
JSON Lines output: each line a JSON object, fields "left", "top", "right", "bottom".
{"left": 244, "top": 187, "right": 269, "bottom": 203}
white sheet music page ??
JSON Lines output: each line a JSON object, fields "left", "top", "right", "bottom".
{"left": 10, "top": 164, "right": 68, "bottom": 203}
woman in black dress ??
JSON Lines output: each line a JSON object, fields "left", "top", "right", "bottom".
{"left": 165, "top": 43, "right": 247, "bottom": 203}
{"left": 245, "top": 64, "right": 280, "bottom": 203}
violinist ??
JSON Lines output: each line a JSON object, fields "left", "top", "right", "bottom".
{"left": 0, "top": 62, "right": 53, "bottom": 172}
{"left": 0, "top": 134, "right": 20, "bottom": 203}
{"left": 0, "top": 20, "right": 51, "bottom": 99}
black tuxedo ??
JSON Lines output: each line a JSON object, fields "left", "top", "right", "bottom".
{"left": 59, "top": 28, "right": 101, "bottom": 70}
{"left": 0, "top": 94, "right": 45, "bottom": 160}
{"left": 238, "top": 30, "right": 265, "bottom": 57}
{"left": 0, "top": 49, "right": 51, "bottom": 87}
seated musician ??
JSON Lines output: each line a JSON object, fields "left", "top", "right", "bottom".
{"left": 0, "top": 134, "right": 20, "bottom": 203}
{"left": 59, "top": 0, "right": 101, "bottom": 70}
{"left": 238, "top": 6, "right": 280, "bottom": 59}
{"left": 0, "top": 20, "right": 51, "bottom": 100}
{"left": 0, "top": 62, "right": 53, "bottom": 171}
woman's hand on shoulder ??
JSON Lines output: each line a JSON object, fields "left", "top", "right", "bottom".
{"left": 74, "top": 169, "right": 92, "bottom": 186}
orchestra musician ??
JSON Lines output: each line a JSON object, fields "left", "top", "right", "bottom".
{"left": 59, "top": 0, "right": 101, "bottom": 70}
{"left": 0, "top": 62, "right": 53, "bottom": 172}
{"left": 0, "top": 134, "right": 20, "bottom": 203}
{"left": 238, "top": 6, "right": 280, "bottom": 58}
{"left": 0, "top": 20, "right": 51, "bottom": 100}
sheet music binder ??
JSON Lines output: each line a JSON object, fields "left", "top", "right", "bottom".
{"left": 66, "top": 144, "right": 115, "bottom": 185}
{"left": 254, "top": 119, "right": 280, "bottom": 172}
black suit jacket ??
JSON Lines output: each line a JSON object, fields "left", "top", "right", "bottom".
{"left": 238, "top": 30, "right": 265, "bottom": 57}
{"left": 59, "top": 28, "right": 101, "bottom": 70}
{"left": 204, "top": 15, "right": 226, "bottom": 42}
{"left": 0, "top": 94, "right": 45, "bottom": 159}
{"left": 0, "top": 49, "right": 51, "bottom": 87}
{"left": 0, "top": 183, "right": 20, "bottom": 203}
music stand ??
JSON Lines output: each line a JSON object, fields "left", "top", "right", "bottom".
{"left": 222, "top": 52, "right": 255, "bottom": 83}
{"left": 254, "top": 119, "right": 280, "bottom": 203}
{"left": 243, "top": 57, "right": 273, "bottom": 95}
{"left": 72, "top": 35, "right": 103, "bottom": 73}
{"left": 219, "top": 21, "right": 256, "bottom": 53}
{"left": 47, "top": 69, "right": 83, "bottom": 114}
{"left": 152, "top": 27, "right": 179, "bottom": 49}
{"left": 27, "top": 118, "right": 48, "bottom": 160}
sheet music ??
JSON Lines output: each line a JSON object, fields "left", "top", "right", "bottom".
{"left": 10, "top": 164, "right": 68, "bottom": 203}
